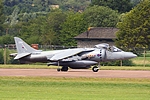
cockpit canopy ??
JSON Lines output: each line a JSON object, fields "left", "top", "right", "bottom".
{"left": 94, "top": 43, "right": 122, "bottom": 52}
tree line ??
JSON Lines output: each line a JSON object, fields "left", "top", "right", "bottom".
{"left": 0, "top": 0, "right": 149, "bottom": 51}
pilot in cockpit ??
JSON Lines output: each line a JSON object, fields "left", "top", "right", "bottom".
{"left": 94, "top": 43, "right": 122, "bottom": 52}
{"left": 109, "top": 46, "right": 122, "bottom": 52}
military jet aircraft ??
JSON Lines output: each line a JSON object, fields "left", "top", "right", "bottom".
{"left": 13, "top": 37, "right": 137, "bottom": 72}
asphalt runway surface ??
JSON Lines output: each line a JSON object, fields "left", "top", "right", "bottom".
{"left": 0, "top": 69, "right": 150, "bottom": 78}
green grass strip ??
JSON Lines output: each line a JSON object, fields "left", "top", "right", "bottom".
{"left": 0, "top": 77, "right": 150, "bottom": 100}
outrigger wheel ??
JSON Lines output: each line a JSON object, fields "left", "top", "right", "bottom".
{"left": 92, "top": 66, "right": 99, "bottom": 72}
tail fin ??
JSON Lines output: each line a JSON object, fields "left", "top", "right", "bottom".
{"left": 14, "top": 37, "right": 37, "bottom": 59}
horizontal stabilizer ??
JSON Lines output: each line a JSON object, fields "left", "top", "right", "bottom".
{"left": 14, "top": 53, "right": 31, "bottom": 60}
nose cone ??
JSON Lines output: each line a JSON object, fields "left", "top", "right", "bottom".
{"left": 123, "top": 52, "right": 137, "bottom": 59}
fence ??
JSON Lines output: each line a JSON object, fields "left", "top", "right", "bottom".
{"left": 0, "top": 44, "right": 77, "bottom": 50}
{"left": 1, "top": 44, "right": 150, "bottom": 66}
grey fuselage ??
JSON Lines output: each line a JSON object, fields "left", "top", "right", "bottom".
{"left": 13, "top": 37, "right": 137, "bottom": 70}
{"left": 19, "top": 48, "right": 137, "bottom": 69}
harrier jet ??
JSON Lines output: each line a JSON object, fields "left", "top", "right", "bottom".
{"left": 13, "top": 37, "right": 137, "bottom": 72}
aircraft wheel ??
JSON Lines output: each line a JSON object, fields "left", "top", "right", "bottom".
{"left": 61, "top": 66, "right": 68, "bottom": 72}
{"left": 92, "top": 66, "right": 99, "bottom": 72}
{"left": 57, "top": 68, "right": 61, "bottom": 72}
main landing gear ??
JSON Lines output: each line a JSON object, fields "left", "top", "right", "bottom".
{"left": 57, "top": 66, "right": 68, "bottom": 72}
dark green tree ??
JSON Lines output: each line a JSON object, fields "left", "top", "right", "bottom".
{"left": 10, "top": 10, "right": 67, "bottom": 45}
{"left": 83, "top": 5, "right": 120, "bottom": 27}
{"left": 0, "top": 35, "right": 14, "bottom": 45}
{"left": 21, "top": 16, "right": 56, "bottom": 45}
{"left": 0, "top": 49, "right": 4, "bottom": 64}
{"left": 60, "top": 12, "right": 87, "bottom": 46}
{"left": 13, "top": 15, "right": 57, "bottom": 45}
{"left": 47, "top": 9, "right": 67, "bottom": 45}
{"left": 59, "top": 0, "right": 90, "bottom": 12}
{"left": 91, "top": 0, "right": 133, "bottom": 13}
{"left": 47, "top": 9, "right": 66, "bottom": 33}
{"left": 0, "top": 0, "right": 5, "bottom": 35}
{"left": 116, "top": 0, "right": 150, "bottom": 50}
{"left": 131, "top": 0, "right": 141, "bottom": 6}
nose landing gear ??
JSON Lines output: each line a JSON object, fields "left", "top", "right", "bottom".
{"left": 92, "top": 66, "right": 99, "bottom": 72}
{"left": 92, "top": 62, "right": 100, "bottom": 72}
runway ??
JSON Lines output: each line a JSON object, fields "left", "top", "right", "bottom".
{"left": 0, "top": 69, "right": 150, "bottom": 78}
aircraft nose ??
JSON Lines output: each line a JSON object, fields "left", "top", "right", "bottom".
{"left": 123, "top": 52, "right": 137, "bottom": 59}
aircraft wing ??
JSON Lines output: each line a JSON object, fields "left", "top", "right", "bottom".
{"left": 49, "top": 48, "right": 94, "bottom": 61}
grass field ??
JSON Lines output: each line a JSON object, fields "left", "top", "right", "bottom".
{"left": 0, "top": 56, "right": 150, "bottom": 100}
{"left": 0, "top": 77, "right": 150, "bottom": 100}
{"left": 132, "top": 57, "right": 150, "bottom": 66}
